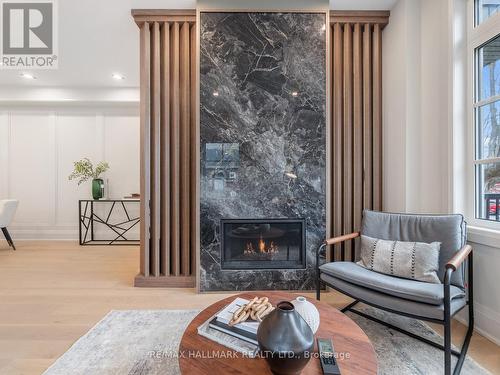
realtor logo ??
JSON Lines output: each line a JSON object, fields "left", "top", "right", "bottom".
{"left": 1, "top": 0, "right": 58, "bottom": 69}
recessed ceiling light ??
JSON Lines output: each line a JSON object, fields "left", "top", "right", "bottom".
{"left": 285, "top": 172, "right": 298, "bottom": 179}
{"left": 212, "top": 91, "right": 219, "bottom": 97}
{"left": 291, "top": 91, "right": 299, "bottom": 97}
{"left": 112, "top": 73, "right": 125, "bottom": 80}
{"left": 20, "top": 73, "right": 36, "bottom": 79}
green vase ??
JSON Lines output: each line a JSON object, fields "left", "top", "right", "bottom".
{"left": 92, "top": 178, "right": 104, "bottom": 200}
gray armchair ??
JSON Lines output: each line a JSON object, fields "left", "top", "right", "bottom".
{"left": 316, "top": 210, "right": 473, "bottom": 375}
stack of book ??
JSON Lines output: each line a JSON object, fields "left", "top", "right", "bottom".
{"left": 197, "top": 297, "right": 261, "bottom": 357}
{"left": 208, "top": 297, "right": 259, "bottom": 345}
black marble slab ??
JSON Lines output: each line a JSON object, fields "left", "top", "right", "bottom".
{"left": 199, "top": 12, "right": 326, "bottom": 292}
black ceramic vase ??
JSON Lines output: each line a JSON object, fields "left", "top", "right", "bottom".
{"left": 257, "top": 301, "right": 314, "bottom": 375}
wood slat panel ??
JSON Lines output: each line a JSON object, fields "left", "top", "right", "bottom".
{"left": 342, "top": 24, "right": 353, "bottom": 261}
{"left": 170, "top": 22, "right": 181, "bottom": 276}
{"left": 134, "top": 13, "right": 197, "bottom": 287}
{"left": 372, "top": 24, "right": 383, "bottom": 211}
{"left": 160, "top": 22, "right": 170, "bottom": 276}
{"left": 353, "top": 23, "right": 363, "bottom": 260}
{"left": 363, "top": 23, "right": 373, "bottom": 211}
{"left": 150, "top": 22, "right": 161, "bottom": 277}
{"left": 328, "top": 15, "right": 386, "bottom": 262}
{"left": 179, "top": 22, "right": 191, "bottom": 276}
{"left": 332, "top": 23, "right": 343, "bottom": 262}
{"left": 139, "top": 22, "right": 151, "bottom": 277}
{"left": 189, "top": 24, "right": 197, "bottom": 275}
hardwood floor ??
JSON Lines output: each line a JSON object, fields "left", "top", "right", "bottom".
{"left": 0, "top": 241, "right": 498, "bottom": 375}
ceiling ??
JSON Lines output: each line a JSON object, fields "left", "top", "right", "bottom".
{"left": 0, "top": 0, "right": 397, "bottom": 90}
{"left": 331, "top": 0, "right": 398, "bottom": 10}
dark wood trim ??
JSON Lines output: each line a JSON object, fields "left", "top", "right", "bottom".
{"left": 329, "top": 11, "right": 390, "bottom": 29}
{"left": 134, "top": 274, "right": 196, "bottom": 288}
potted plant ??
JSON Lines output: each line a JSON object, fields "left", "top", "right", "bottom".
{"left": 68, "top": 158, "right": 110, "bottom": 200}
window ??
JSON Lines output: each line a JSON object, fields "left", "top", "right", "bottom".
{"left": 476, "top": 0, "right": 500, "bottom": 25}
{"left": 473, "top": 2, "right": 500, "bottom": 223}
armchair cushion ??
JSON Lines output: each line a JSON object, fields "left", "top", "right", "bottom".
{"left": 320, "top": 273, "right": 467, "bottom": 320}
{"left": 319, "top": 262, "right": 465, "bottom": 305}
{"left": 361, "top": 210, "right": 466, "bottom": 288}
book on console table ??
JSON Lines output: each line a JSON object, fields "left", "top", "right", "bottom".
{"left": 197, "top": 297, "right": 260, "bottom": 357}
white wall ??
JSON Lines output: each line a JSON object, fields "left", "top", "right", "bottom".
{"left": 383, "top": 0, "right": 500, "bottom": 344}
{"left": 383, "top": 0, "right": 450, "bottom": 214}
{"left": 0, "top": 108, "right": 140, "bottom": 239}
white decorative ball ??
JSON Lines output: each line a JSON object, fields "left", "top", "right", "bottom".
{"left": 292, "top": 296, "right": 320, "bottom": 334}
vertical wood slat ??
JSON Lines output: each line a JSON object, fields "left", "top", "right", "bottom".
{"left": 150, "top": 22, "right": 161, "bottom": 277}
{"left": 139, "top": 22, "right": 151, "bottom": 277}
{"left": 160, "top": 22, "right": 170, "bottom": 276}
{"left": 329, "top": 16, "right": 386, "bottom": 262}
{"left": 372, "top": 24, "right": 383, "bottom": 211}
{"left": 363, "top": 23, "right": 373, "bottom": 212}
{"left": 189, "top": 24, "right": 197, "bottom": 275}
{"left": 179, "top": 22, "right": 191, "bottom": 276}
{"left": 332, "top": 23, "right": 343, "bottom": 262}
{"left": 170, "top": 22, "right": 181, "bottom": 276}
{"left": 342, "top": 24, "right": 353, "bottom": 261}
{"left": 134, "top": 11, "right": 197, "bottom": 287}
{"left": 353, "top": 23, "right": 363, "bottom": 260}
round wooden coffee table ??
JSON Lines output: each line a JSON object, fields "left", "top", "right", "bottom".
{"left": 179, "top": 291, "right": 377, "bottom": 374}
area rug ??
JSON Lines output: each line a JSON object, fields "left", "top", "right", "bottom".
{"left": 347, "top": 305, "right": 490, "bottom": 375}
{"left": 42, "top": 306, "right": 489, "bottom": 375}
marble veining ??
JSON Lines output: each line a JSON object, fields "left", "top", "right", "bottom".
{"left": 200, "top": 12, "right": 326, "bottom": 292}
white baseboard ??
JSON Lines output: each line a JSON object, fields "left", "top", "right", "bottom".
{"left": 5, "top": 225, "right": 139, "bottom": 241}
{"left": 8, "top": 226, "right": 79, "bottom": 240}
{"left": 455, "top": 302, "right": 500, "bottom": 346}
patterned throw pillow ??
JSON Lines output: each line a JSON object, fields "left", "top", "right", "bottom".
{"left": 357, "top": 235, "right": 441, "bottom": 284}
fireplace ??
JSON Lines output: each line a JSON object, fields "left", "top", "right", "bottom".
{"left": 220, "top": 219, "right": 306, "bottom": 270}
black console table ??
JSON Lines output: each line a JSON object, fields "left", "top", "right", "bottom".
{"left": 79, "top": 199, "right": 140, "bottom": 245}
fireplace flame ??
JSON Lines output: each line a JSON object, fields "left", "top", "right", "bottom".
{"left": 244, "top": 242, "right": 254, "bottom": 254}
{"left": 259, "top": 235, "right": 265, "bottom": 253}
{"left": 244, "top": 235, "right": 279, "bottom": 255}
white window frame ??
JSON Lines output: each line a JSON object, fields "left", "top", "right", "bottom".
{"left": 466, "top": 0, "right": 500, "bottom": 231}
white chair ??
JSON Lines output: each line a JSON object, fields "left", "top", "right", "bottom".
{"left": 0, "top": 200, "right": 19, "bottom": 250}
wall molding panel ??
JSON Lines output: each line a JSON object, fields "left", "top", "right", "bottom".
{"left": 0, "top": 108, "right": 140, "bottom": 240}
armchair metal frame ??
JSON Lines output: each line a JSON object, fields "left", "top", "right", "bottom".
{"left": 316, "top": 233, "right": 474, "bottom": 375}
